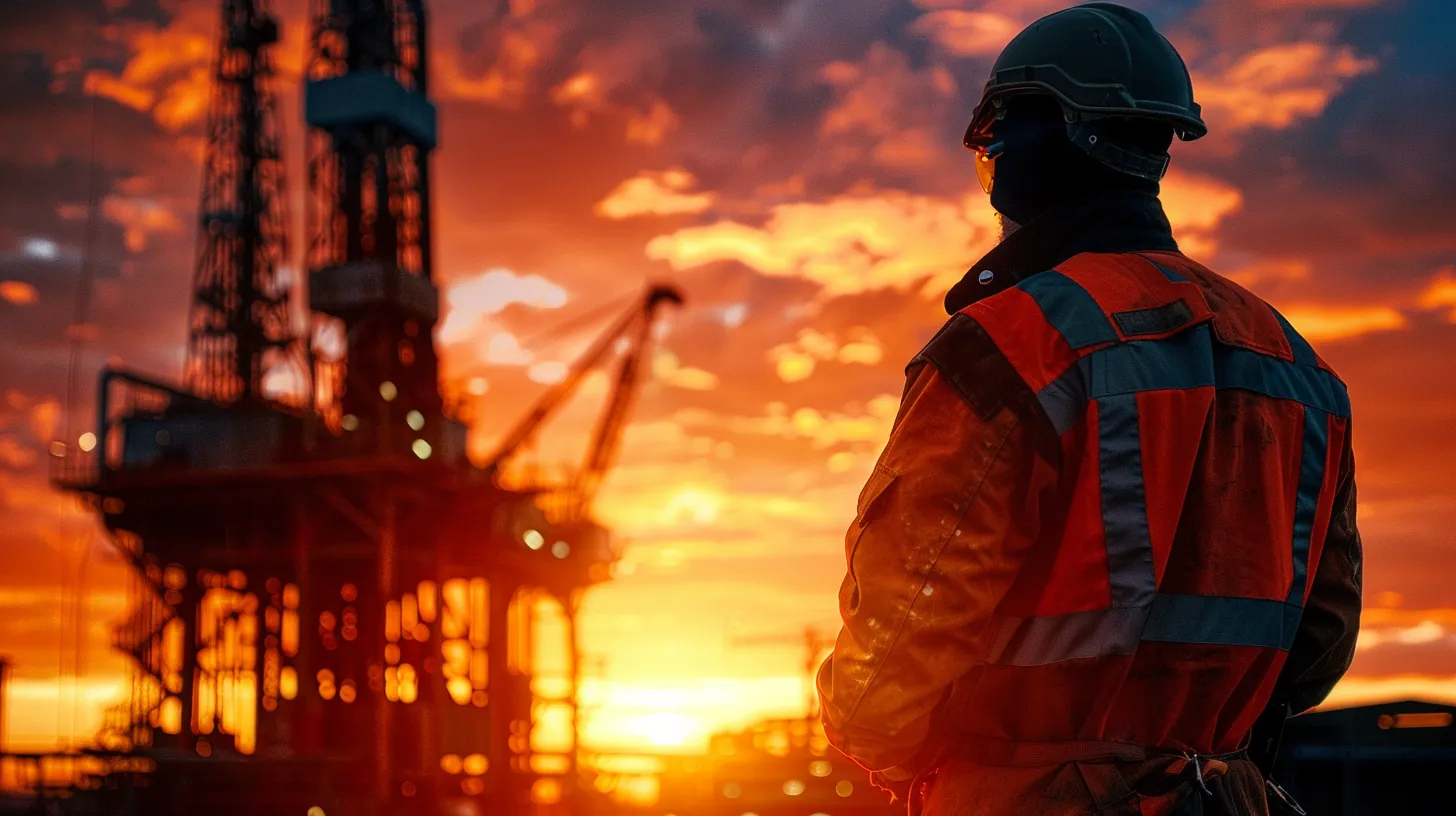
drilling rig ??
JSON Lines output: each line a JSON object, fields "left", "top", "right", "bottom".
{"left": 49, "top": 0, "right": 682, "bottom": 814}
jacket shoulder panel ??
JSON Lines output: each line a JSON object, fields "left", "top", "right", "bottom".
{"left": 1053, "top": 252, "right": 1215, "bottom": 342}
{"left": 1137, "top": 250, "right": 1312, "bottom": 364}
{"left": 910, "top": 313, "right": 1062, "bottom": 466}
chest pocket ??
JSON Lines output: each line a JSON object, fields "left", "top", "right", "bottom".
{"left": 846, "top": 463, "right": 898, "bottom": 611}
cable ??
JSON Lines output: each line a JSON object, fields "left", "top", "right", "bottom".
{"left": 513, "top": 291, "right": 636, "bottom": 353}
{"left": 55, "top": 85, "right": 105, "bottom": 752}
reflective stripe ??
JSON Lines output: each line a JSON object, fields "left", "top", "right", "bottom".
{"left": 1290, "top": 407, "right": 1329, "bottom": 604}
{"left": 1097, "top": 394, "right": 1157, "bottom": 607}
{"left": 1018, "top": 271, "right": 1119, "bottom": 350}
{"left": 1037, "top": 362, "right": 1089, "bottom": 436}
{"left": 1272, "top": 308, "right": 1319, "bottom": 368}
{"left": 1216, "top": 345, "right": 1350, "bottom": 418}
{"left": 989, "top": 607, "right": 1148, "bottom": 667}
{"left": 988, "top": 594, "right": 1306, "bottom": 666}
{"left": 1034, "top": 326, "right": 1213, "bottom": 435}
{"left": 1092, "top": 325, "right": 1216, "bottom": 396}
{"left": 1141, "top": 594, "right": 1304, "bottom": 651}
{"left": 1032, "top": 327, "right": 1349, "bottom": 436}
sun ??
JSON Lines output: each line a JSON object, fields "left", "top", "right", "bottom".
{"left": 632, "top": 711, "right": 700, "bottom": 748}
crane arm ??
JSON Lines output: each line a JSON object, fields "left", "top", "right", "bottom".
{"left": 575, "top": 285, "right": 683, "bottom": 513}
{"left": 485, "top": 285, "right": 684, "bottom": 488}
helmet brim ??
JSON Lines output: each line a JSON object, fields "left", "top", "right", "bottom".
{"left": 963, "top": 68, "right": 1208, "bottom": 150}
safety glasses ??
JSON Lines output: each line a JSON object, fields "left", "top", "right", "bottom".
{"left": 973, "top": 141, "right": 1005, "bottom": 194}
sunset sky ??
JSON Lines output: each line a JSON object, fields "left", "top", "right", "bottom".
{"left": 2, "top": 0, "right": 1455, "bottom": 755}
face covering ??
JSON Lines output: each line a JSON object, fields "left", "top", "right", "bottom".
{"left": 987, "top": 96, "right": 1163, "bottom": 226}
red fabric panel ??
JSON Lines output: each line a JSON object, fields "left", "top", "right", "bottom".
{"left": 1304, "top": 415, "right": 1349, "bottom": 602}
{"left": 1220, "top": 649, "right": 1290, "bottom": 752}
{"left": 1001, "top": 415, "right": 1112, "bottom": 617}
{"left": 1036, "top": 402, "right": 1113, "bottom": 616}
{"left": 1055, "top": 254, "right": 1214, "bottom": 343}
{"left": 1160, "top": 392, "right": 1304, "bottom": 601}
{"left": 1135, "top": 387, "right": 1215, "bottom": 585}
{"left": 966, "top": 287, "right": 1080, "bottom": 392}
{"left": 1140, "top": 251, "right": 1292, "bottom": 360}
{"left": 948, "top": 643, "right": 1284, "bottom": 754}
{"left": 1000, "top": 429, "right": 1082, "bottom": 614}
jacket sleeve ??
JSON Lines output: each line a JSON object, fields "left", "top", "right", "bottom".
{"left": 1277, "top": 429, "right": 1363, "bottom": 715}
{"left": 816, "top": 348, "right": 1059, "bottom": 777}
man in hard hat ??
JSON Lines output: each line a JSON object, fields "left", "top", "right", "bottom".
{"left": 816, "top": 3, "right": 1362, "bottom": 815}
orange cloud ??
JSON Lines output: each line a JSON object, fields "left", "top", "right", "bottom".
{"left": 1419, "top": 267, "right": 1456, "bottom": 322}
{"left": 652, "top": 352, "right": 719, "bottom": 392}
{"left": 1194, "top": 43, "right": 1377, "bottom": 132}
{"left": 1159, "top": 168, "right": 1245, "bottom": 257}
{"left": 435, "top": 46, "right": 529, "bottom": 104}
{"left": 100, "top": 195, "right": 184, "bottom": 253}
{"left": 29, "top": 400, "right": 59, "bottom": 443}
{"left": 548, "top": 72, "right": 679, "bottom": 143}
{"left": 767, "top": 329, "right": 883, "bottom": 383}
{"left": 150, "top": 66, "right": 212, "bottom": 132}
{"left": 80, "top": 5, "right": 221, "bottom": 132}
{"left": 625, "top": 100, "right": 679, "bottom": 146}
{"left": 0, "top": 435, "right": 37, "bottom": 469}
{"left": 0, "top": 281, "right": 39, "bottom": 306}
{"left": 910, "top": 9, "right": 1020, "bottom": 57}
{"left": 1324, "top": 675, "right": 1456, "bottom": 709}
{"left": 1277, "top": 303, "right": 1407, "bottom": 342}
{"left": 432, "top": 1, "right": 568, "bottom": 107}
{"left": 595, "top": 170, "right": 715, "bottom": 220}
{"left": 82, "top": 70, "right": 155, "bottom": 112}
{"left": 1223, "top": 259, "right": 1312, "bottom": 288}
{"left": 643, "top": 171, "right": 1236, "bottom": 302}
{"left": 551, "top": 71, "right": 606, "bottom": 128}
{"left": 645, "top": 188, "right": 999, "bottom": 298}
{"left": 817, "top": 43, "right": 957, "bottom": 170}
{"left": 674, "top": 396, "right": 900, "bottom": 452}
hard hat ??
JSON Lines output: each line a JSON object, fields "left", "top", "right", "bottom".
{"left": 963, "top": 2, "right": 1206, "bottom": 182}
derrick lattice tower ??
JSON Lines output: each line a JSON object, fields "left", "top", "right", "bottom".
{"left": 185, "top": 0, "right": 295, "bottom": 404}
{"left": 305, "top": 0, "right": 441, "bottom": 437}
{"left": 45, "top": 1, "right": 683, "bottom": 814}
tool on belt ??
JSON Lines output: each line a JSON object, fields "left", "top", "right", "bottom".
{"left": 905, "top": 735, "right": 1295, "bottom": 816}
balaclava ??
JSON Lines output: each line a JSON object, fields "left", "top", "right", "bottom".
{"left": 988, "top": 94, "right": 1173, "bottom": 227}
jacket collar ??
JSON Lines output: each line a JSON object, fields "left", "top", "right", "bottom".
{"left": 944, "top": 190, "right": 1180, "bottom": 315}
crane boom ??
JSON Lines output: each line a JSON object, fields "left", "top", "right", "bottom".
{"left": 576, "top": 285, "right": 684, "bottom": 512}
{"left": 485, "top": 284, "right": 684, "bottom": 515}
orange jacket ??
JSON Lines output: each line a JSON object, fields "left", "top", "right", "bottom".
{"left": 818, "top": 223, "right": 1362, "bottom": 814}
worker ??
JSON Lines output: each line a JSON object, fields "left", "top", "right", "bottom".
{"left": 815, "top": 4, "right": 1362, "bottom": 815}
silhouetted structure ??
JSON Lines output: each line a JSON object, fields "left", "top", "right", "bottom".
{"left": 1280, "top": 699, "right": 1456, "bottom": 814}
{"left": 184, "top": 0, "right": 296, "bottom": 405}
{"left": 683, "top": 717, "right": 897, "bottom": 816}
{"left": 44, "top": 1, "right": 681, "bottom": 814}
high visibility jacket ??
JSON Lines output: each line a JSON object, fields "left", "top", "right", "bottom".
{"left": 819, "top": 242, "right": 1361, "bottom": 813}
{"left": 944, "top": 249, "right": 1350, "bottom": 751}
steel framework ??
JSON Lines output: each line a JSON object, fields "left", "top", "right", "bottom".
{"left": 184, "top": 0, "right": 296, "bottom": 405}
{"left": 46, "top": 0, "right": 683, "bottom": 814}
